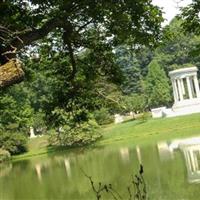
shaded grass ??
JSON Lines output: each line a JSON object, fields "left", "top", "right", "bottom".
{"left": 13, "top": 113, "right": 200, "bottom": 161}
{"left": 12, "top": 135, "right": 54, "bottom": 161}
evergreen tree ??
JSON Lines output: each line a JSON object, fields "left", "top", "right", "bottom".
{"left": 145, "top": 60, "right": 172, "bottom": 108}
{"left": 116, "top": 46, "right": 142, "bottom": 94}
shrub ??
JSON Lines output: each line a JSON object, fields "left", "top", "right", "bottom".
{"left": 0, "top": 149, "right": 11, "bottom": 163}
{"left": 32, "top": 111, "right": 47, "bottom": 134}
{"left": 49, "top": 120, "right": 102, "bottom": 147}
{"left": 123, "top": 94, "right": 146, "bottom": 113}
{"left": 0, "top": 132, "right": 28, "bottom": 155}
{"left": 137, "top": 112, "right": 150, "bottom": 122}
{"left": 93, "top": 108, "right": 114, "bottom": 125}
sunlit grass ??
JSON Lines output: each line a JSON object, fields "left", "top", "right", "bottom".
{"left": 98, "top": 113, "right": 200, "bottom": 146}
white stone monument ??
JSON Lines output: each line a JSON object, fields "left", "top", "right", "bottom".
{"left": 152, "top": 66, "right": 200, "bottom": 118}
{"left": 30, "top": 126, "right": 36, "bottom": 138}
{"left": 114, "top": 114, "right": 124, "bottom": 124}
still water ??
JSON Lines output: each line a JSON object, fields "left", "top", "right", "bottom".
{"left": 0, "top": 136, "right": 200, "bottom": 200}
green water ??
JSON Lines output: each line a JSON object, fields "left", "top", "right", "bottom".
{"left": 0, "top": 136, "right": 200, "bottom": 200}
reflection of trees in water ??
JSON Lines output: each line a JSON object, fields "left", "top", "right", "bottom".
{"left": 84, "top": 165, "right": 147, "bottom": 200}
{"left": 0, "top": 162, "right": 12, "bottom": 177}
{"left": 0, "top": 159, "right": 31, "bottom": 178}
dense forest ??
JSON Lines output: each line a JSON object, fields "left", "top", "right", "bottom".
{"left": 0, "top": 0, "right": 200, "bottom": 156}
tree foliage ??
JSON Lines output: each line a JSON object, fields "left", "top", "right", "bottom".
{"left": 144, "top": 60, "right": 171, "bottom": 108}
{"left": 116, "top": 46, "right": 142, "bottom": 94}
{"left": 0, "top": 132, "right": 27, "bottom": 155}
{"left": 155, "top": 18, "right": 200, "bottom": 73}
{"left": 179, "top": 0, "right": 200, "bottom": 54}
{"left": 180, "top": 0, "right": 200, "bottom": 35}
{"left": 1, "top": 1, "right": 200, "bottom": 154}
{"left": 0, "top": 0, "right": 164, "bottom": 87}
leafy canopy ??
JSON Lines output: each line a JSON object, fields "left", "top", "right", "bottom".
{"left": 0, "top": 0, "right": 164, "bottom": 65}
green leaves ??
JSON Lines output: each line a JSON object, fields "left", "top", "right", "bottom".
{"left": 0, "top": 132, "right": 27, "bottom": 155}
{"left": 0, "top": 86, "right": 34, "bottom": 130}
{"left": 180, "top": 0, "right": 200, "bottom": 35}
{"left": 144, "top": 60, "right": 172, "bottom": 108}
{"left": 48, "top": 119, "right": 101, "bottom": 147}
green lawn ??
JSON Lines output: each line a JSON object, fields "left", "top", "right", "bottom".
{"left": 99, "top": 113, "right": 200, "bottom": 146}
{"left": 13, "top": 113, "right": 200, "bottom": 161}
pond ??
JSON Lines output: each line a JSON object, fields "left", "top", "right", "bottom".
{"left": 0, "top": 136, "right": 200, "bottom": 200}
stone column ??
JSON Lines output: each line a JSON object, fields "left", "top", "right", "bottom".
{"left": 190, "top": 78, "right": 195, "bottom": 97}
{"left": 177, "top": 78, "right": 183, "bottom": 101}
{"left": 193, "top": 75, "right": 200, "bottom": 98}
{"left": 172, "top": 79, "right": 178, "bottom": 102}
{"left": 186, "top": 76, "right": 193, "bottom": 99}
{"left": 181, "top": 78, "right": 185, "bottom": 95}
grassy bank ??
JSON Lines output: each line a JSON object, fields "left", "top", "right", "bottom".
{"left": 99, "top": 113, "right": 200, "bottom": 146}
{"left": 13, "top": 113, "right": 200, "bottom": 161}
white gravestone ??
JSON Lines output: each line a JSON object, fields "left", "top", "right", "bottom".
{"left": 30, "top": 126, "right": 36, "bottom": 138}
{"left": 114, "top": 114, "right": 124, "bottom": 124}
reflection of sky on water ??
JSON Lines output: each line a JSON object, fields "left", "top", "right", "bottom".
{"left": 157, "top": 136, "right": 200, "bottom": 183}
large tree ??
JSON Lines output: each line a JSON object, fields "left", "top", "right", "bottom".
{"left": 0, "top": 0, "right": 163, "bottom": 88}
{"left": 144, "top": 60, "right": 171, "bottom": 108}
{"left": 154, "top": 18, "right": 200, "bottom": 73}
{"left": 115, "top": 46, "right": 142, "bottom": 94}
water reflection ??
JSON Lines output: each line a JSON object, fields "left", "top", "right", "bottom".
{"left": 1, "top": 136, "right": 200, "bottom": 200}
{"left": 119, "top": 147, "right": 130, "bottom": 162}
{"left": 35, "top": 163, "right": 42, "bottom": 181}
{"left": 182, "top": 144, "right": 200, "bottom": 183}
{"left": 157, "top": 136, "right": 200, "bottom": 183}
{"left": 64, "top": 158, "right": 71, "bottom": 178}
{"left": 33, "top": 156, "right": 72, "bottom": 182}
{"left": 136, "top": 146, "right": 142, "bottom": 164}
{"left": 157, "top": 142, "right": 174, "bottom": 161}
{"left": 0, "top": 162, "right": 12, "bottom": 177}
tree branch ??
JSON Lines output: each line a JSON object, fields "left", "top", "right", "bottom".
{"left": 63, "top": 27, "right": 77, "bottom": 80}
{"left": 0, "top": 59, "right": 24, "bottom": 88}
{"left": 1, "top": 17, "right": 70, "bottom": 62}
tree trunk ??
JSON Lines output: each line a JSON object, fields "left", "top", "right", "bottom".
{"left": 0, "top": 59, "right": 24, "bottom": 88}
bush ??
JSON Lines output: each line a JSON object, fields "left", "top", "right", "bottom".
{"left": 32, "top": 111, "right": 47, "bottom": 134}
{"left": 93, "top": 108, "right": 114, "bottom": 125}
{"left": 0, "top": 132, "right": 28, "bottom": 155}
{"left": 49, "top": 120, "right": 102, "bottom": 147}
{"left": 0, "top": 149, "right": 11, "bottom": 163}
{"left": 137, "top": 112, "right": 150, "bottom": 122}
{"left": 123, "top": 94, "right": 146, "bottom": 113}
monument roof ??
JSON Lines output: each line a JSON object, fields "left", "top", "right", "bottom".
{"left": 169, "top": 66, "right": 198, "bottom": 77}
